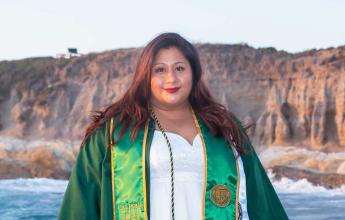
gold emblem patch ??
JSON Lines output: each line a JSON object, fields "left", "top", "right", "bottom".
{"left": 210, "top": 184, "right": 231, "bottom": 207}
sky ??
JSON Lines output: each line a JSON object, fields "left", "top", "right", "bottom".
{"left": 1, "top": 0, "right": 345, "bottom": 61}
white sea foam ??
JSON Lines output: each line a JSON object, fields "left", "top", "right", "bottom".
{"left": 0, "top": 178, "right": 68, "bottom": 193}
{"left": 1, "top": 172, "right": 345, "bottom": 197}
{"left": 1, "top": 171, "right": 345, "bottom": 220}
{"left": 268, "top": 169, "right": 345, "bottom": 195}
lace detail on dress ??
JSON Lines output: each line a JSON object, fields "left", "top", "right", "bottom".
{"left": 150, "top": 131, "right": 204, "bottom": 183}
{"left": 150, "top": 131, "right": 205, "bottom": 220}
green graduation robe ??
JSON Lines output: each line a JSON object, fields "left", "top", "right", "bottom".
{"left": 58, "top": 111, "right": 289, "bottom": 220}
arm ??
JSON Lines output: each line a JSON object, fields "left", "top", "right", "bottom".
{"left": 243, "top": 139, "right": 289, "bottom": 219}
{"left": 233, "top": 116, "right": 289, "bottom": 219}
{"left": 57, "top": 122, "right": 108, "bottom": 220}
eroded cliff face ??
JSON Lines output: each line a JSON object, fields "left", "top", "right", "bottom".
{"left": 0, "top": 48, "right": 140, "bottom": 142}
{"left": 0, "top": 44, "right": 344, "bottom": 150}
{"left": 197, "top": 44, "right": 345, "bottom": 150}
{"left": 1, "top": 44, "right": 345, "bottom": 180}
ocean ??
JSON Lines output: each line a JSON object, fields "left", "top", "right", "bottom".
{"left": 0, "top": 171, "right": 344, "bottom": 220}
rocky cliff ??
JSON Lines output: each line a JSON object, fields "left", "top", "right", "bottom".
{"left": 0, "top": 43, "right": 344, "bottom": 180}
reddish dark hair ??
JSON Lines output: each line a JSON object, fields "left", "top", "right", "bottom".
{"left": 81, "top": 32, "right": 251, "bottom": 153}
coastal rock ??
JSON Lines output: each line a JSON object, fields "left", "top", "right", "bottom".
{"left": 337, "top": 162, "right": 345, "bottom": 174}
{"left": 0, "top": 138, "right": 78, "bottom": 179}
{"left": 0, "top": 44, "right": 344, "bottom": 150}
{"left": 271, "top": 165, "right": 345, "bottom": 189}
{"left": 259, "top": 146, "right": 345, "bottom": 174}
{"left": 0, "top": 43, "right": 344, "bottom": 180}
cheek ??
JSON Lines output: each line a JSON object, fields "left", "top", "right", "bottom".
{"left": 150, "top": 77, "right": 162, "bottom": 94}
{"left": 181, "top": 73, "right": 193, "bottom": 89}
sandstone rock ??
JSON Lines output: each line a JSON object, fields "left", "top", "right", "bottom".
{"left": 0, "top": 138, "right": 79, "bottom": 179}
{"left": 0, "top": 44, "right": 345, "bottom": 179}
{"left": 259, "top": 146, "right": 345, "bottom": 174}
{"left": 0, "top": 44, "right": 344, "bottom": 150}
{"left": 272, "top": 165, "right": 345, "bottom": 189}
{"left": 337, "top": 161, "right": 345, "bottom": 174}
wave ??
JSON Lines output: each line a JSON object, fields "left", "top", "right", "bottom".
{"left": 268, "top": 169, "right": 345, "bottom": 195}
{"left": 0, "top": 178, "right": 68, "bottom": 193}
{"left": 1, "top": 172, "right": 345, "bottom": 196}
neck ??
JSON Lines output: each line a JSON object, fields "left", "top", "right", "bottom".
{"left": 150, "top": 102, "right": 192, "bottom": 121}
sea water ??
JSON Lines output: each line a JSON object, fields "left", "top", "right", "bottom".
{"left": 0, "top": 172, "right": 344, "bottom": 220}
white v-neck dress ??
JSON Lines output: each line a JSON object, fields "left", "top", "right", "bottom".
{"left": 149, "top": 130, "right": 249, "bottom": 220}
{"left": 150, "top": 130, "right": 204, "bottom": 220}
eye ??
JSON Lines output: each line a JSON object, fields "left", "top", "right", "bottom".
{"left": 176, "top": 66, "right": 185, "bottom": 72}
{"left": 155, "top": 67, "right": 165, "bottom": 73}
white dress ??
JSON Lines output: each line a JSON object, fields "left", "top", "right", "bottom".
{"left": 149, "top": 130, "right": 249, "bottom": 220}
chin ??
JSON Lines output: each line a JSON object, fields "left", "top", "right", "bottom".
{"left": 164, "top": 99, "right": 189, "bottom": 106}
{"left": 163, "top": 101, "right": 181, "bottom": 106}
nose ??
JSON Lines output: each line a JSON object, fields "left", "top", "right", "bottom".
{"left": 165, "top": 67, "right": 178, "bottom": 82}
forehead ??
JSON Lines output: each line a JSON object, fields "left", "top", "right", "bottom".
{"left": 153, "top": 47, "right": 188, "bottom": 64}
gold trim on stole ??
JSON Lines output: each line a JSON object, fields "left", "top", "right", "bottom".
{"left": 190, "top": 107, "right": 207, "bottom": 220}
{"left": 110, "top": 117, "right": 116, "bottom": 220}
{"left": 110, "top": 117, "right": 149, "bottom": 220}
{"left": 230, "top": 146, "right": 240, "bottom": 220}
{"left": 109, "top": 110, "right": 239, "bottom": 219}
{"left": 191, "top": 107, "right": 240, "bottom": 219}
{"left": 142, "top": 119, "right": 150, "bottom": 220}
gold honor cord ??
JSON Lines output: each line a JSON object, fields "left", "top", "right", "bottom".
{"left": 149, "top": 108, "right": 176, "bottom": 220}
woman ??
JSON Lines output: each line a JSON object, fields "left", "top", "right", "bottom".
{"left": 58, "top": 32, "right": 289, "bottom": 220}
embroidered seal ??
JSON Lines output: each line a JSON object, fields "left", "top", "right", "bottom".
{"left": 210, "top": 184, "right": 231, "bottom": 207}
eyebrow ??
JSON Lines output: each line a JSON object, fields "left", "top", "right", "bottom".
{"left": 153, "top": 61, "right": 186, "bottom": 66}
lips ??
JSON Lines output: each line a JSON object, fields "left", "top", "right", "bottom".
{"left": 164, "top": 87, "right": 180, "bottom": 93}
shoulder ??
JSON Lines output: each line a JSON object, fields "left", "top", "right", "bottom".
{"left": 80, "top": 119, "right": 113, "bottom": 158}
{"left": 229, "top": 113, "right": 254, "bottom": 153}
{"left": 229, "top": 112, "right": 244, "bottom": 131}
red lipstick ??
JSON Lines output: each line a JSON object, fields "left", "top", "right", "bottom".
{"left": 164, "top": 87, "right": 180, "bottom": 93}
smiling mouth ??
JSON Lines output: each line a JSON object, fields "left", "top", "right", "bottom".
{"left": 164, "top": 87, "right": 180, "bottom": 93}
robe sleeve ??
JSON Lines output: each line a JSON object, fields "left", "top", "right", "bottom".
{"left": 57, "top": 122, "right": 108, "bottom": 220}
{"left": 234, "top": 116, "right": 289, "bottom": 220}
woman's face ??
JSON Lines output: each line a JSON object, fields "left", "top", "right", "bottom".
{"left": 150, "top": 46, "right": 193, "bottom": 109}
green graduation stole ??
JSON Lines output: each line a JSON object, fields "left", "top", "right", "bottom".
{"left": 110, "top": 110, "right": 240, "bottom": 220}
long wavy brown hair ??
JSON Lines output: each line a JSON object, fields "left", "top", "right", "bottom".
{"left": 81, "top": 32, "right": 251, "bottom": 154}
